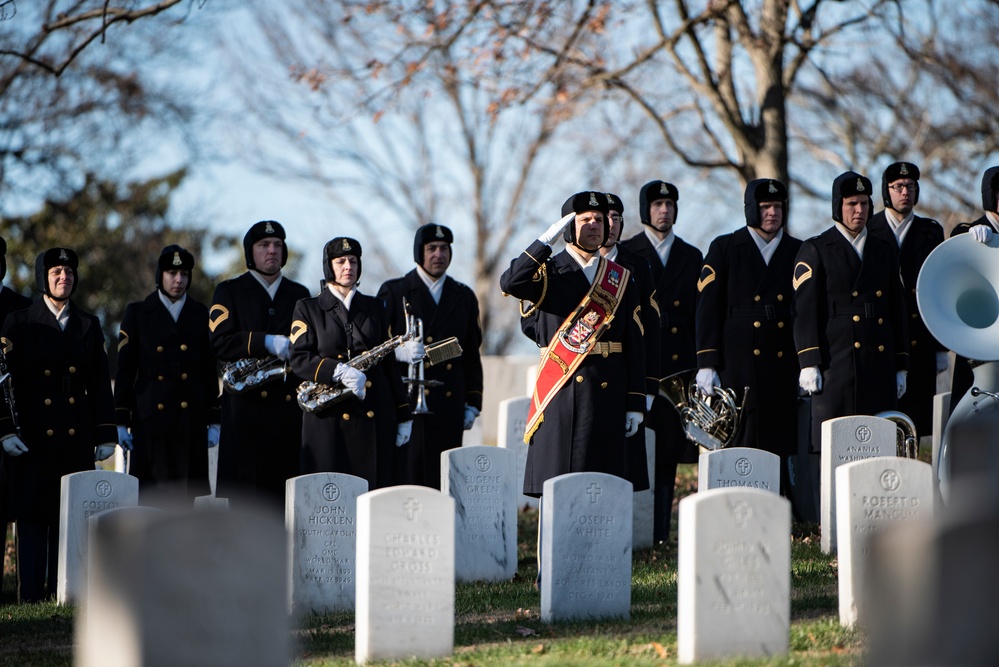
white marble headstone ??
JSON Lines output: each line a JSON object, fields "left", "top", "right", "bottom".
{"left": 286, "top": 472, "right": 367, "bottom": 615}
{"left": 932, "top": 391, "right": 951, "bottom": 470}
{"left": 632, "top": 429, "right": 655, "bottom": 550}
{"left": 356, "top": 485, "right": 455, "bottom": 664}
{"left": 835, "top": 457, "right": 934, "bottom": 628}
{"left": 820, "top": 416, "right": 896, "bottom": 553}
{"left": 77, "top": 506, "right": 289, "bottom": 667}
{"left": 677, "top": 487, "right": 791, "bottom": 664}
{"left": 441, "top": 446, "right": 517, "bottom": 582}
{"left": 541, "top": 472, "right": 633, "bottom": 623}
{"left": 497, "top": 396, "right": 538, "bottom": 509}
{"left": 698, "top": 447, "right": 780, "bottom": 495}
{"left": 57, "top": 470, "right": 138, "bottom": 605}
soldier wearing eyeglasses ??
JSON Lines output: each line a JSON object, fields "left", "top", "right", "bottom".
{"left": 866, "top": 162, "right": 944, "bottom": 436}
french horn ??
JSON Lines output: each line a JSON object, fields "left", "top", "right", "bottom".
{"left": 916, "top": 233, "right": 999, "bottom": 501}
{"left": 874, "top": 410, "right": 919, "bottom": 460}
{"left": 659, "top": 369, "right": 747, "bottom": 451}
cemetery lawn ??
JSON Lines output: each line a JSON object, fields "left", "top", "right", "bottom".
{"left": 2, "top": 465, "right": 865, "bottom": 666}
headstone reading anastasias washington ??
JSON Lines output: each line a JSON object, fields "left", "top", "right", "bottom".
{"left": 698, "top": 447, "right": 780, "bottom": 495}
{"left": 835, "top": 457, "right": 934, "bottom": 628}
{"left": 677, "top": 487, "right": 791, "bottom": 664}
{"left": 287, "top": 473, "right": 367, "bottom": 615}
{"left": 356, "top": 486, "right": 455, "bottom": 664}
{"left": 820, "top": 416, "right": 896, "bottom": 554}
{"left": 76, "top": 505, "right": 290, "bottom": 667}
{"left": 441, "top": 446, "right": 517, "bottom": 582}
{"left": 541, "top": 472, "right": 633, "bottom": 623}
{"left": 57, "top": 470, "right": 138, "bottom": 605}
{"left": 632, "top": 429, "right": 655, "bottom": 550}
{"left": 497, "top": 396, "right": 538, "bottom": 509}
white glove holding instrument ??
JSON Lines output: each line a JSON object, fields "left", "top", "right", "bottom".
{"left": 971, "top": 225, "right": 993, "bottom": 244}
{"left": 116, "top": 425, "right": 133, "bottom": 451}
{"left": 696, "top": 368, "right": 721, "bottom": 396}
{"left": 95, "top": 443, "right": 116, "bottom": 462}
{"left": 1, "top": 434, "right": 28, "bottom": 457}
{"left": 799, "top": 366, "right": 823, "bottom": 394}
{"left": 207, "top": 424, "right": 221, "bottom": 448}
{"left": 396, "top": 420, "right": 413, "bottom": 447}
{"left": 265, "top": 334, "right": 292, "bottom": 361}
{"left": 333, "top": 363, "right": 367, "bottom": 400}
{"left": 539, "top": 212, "right": 575, "bottom": 246}
{"left": 394, "top": 339, "right": 426, "bottom": 364}
{"left": 624, "top": 411, "right": 644, "bottom": 438}
{"left": 463, "top": 405, "right": 479, "bottom": 430}
{"left": 896, "top": 370, "right": 908, "bottom": 399}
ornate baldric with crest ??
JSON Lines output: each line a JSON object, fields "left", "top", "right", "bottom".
{"left": 524, "top": 257, "right": 630, "bottom": 442}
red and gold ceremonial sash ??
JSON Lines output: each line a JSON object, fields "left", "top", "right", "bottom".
{"left": 524, "top": 258, "right": 630, "bottom": 443}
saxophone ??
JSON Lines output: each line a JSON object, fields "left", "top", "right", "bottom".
{"left": 297, "top": 313, "right": 418, "bottom": 414}
{"left": 221, "top": 356, "right": 289, "bottom": 394}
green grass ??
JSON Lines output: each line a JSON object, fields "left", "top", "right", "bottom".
{"left": 1, "top": 465, "right": 865, "bottom": 666}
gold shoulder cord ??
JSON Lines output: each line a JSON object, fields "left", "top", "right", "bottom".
{"left": 519, "top": 264, "right": 548, "bottom": 318}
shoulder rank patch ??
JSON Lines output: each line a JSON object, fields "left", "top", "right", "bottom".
{"left": 208, "top": 305, "right": 229, "bottom": 333}
{"left": 697, "top": 265, "right": 716, "bottom": 293}
{"left": 0, "top": 337, "right": 11, "bottom": 355}
{"left": 289, "top": 320, "right": 308, "bottom": 344}
{"left": 118, "top": 331, "right": 129, "bottom": 352}
{"left": 633, "top": 305, "right": 644, "bottom": 336}
{"left": 792, "top": 262, "right": 813, "bottom": 290}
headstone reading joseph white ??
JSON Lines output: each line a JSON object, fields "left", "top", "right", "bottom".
{"left": 287, "top": 472, "right": 367, "bottom": 615}
{"left": 632, "top": 429, "right": 655, "bottom": 550}
{"left": 541, "top": 472, "right": 633, "bottom": 623}
{"left": 441, "top": 446, "right": 517, "bottom": 582}
{"left": 57, "top": 470, "right": 138, "bottom": 605}
{"left": 677, "top": 487, "right": 791, "bottom": 664}
{"left": 698, "top": 447, "right": 780, "bottom": 495}
{"left": 820, "top": 415, "right": 896, "bottom": 554}
{"left": 835, "top": 457, "right": 934, "bottom": 628}
{"left": 77, "top": 505, "right": 289, "bottom": 667}
{"left": 356, "top": 485, "right": 455, "bottom": 664}
{"left": 497, "top": 396, "right": 538, "bottom": 509}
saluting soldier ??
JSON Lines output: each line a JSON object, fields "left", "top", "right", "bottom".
{"left": 0, "top": 248, "right": 118, "bottom": 602}
{"left": 114, "top": 245, "right": 220, "bottom": 505}
{"left": 695, "top": 178, "right": 802, "bottom": 459}
{"left": 793, "top": 172, "right": 909, "bottom": 452}
{"left": 376, "top": 224, "right": 484, "bottom": 489}
{"left": 619, "top": 180, "right": 701, "bottom": 542}
{"left": 290, "top": 238, "right": 412, "bottom": 489}
{"left": 867, "top": 162, "right": 945, "bottom": 435}
{"left": 209, "top": 221, "right": 310, "bottom": 507}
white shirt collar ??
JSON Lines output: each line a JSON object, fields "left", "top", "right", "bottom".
{"left": 884, "top": 207, "right": 915, "bottom": 246}
{"left": 249, "top": 270, "right": 283, "bottom": 300}
{"left": 157, "top": 291, "right": 187, "bottom": 322}
{"left": 643, "top": 227, "right": 674, "bottom": 267}
{"left": 748, "top": 227, "right": 783, "bottom": 265}
{"left": 565, "top": 244, "right": 601, "bottom": 284}
{"left": 600, "top": 245, "right": 619, "bottom": 262}
{"left": 835, "top": 222, "right": 868, "bottom": 259}
{"left": 415, "top": 264, "right": 446, "bottom": 304}
{"left": 43, "top": 295, "right": 70, "bottom": 330}
{"left": 327, "top": 283, "right": 357, "bottom": 310}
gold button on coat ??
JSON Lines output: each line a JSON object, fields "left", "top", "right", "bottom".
{"left": 854, "top": 342, "right": 861, "bottom": 349}
{"left": 853, "top": 315, "right": 860, "bottom": 322}
{"left": 600, "top": 382, "right": 608, "bottom": 388}
{"left": 852, "top": 291, "right": 858, "bottom": 297}
{"left": 753, "top": 295, "right": 761, "bottom": 302}
{"left": 876, "top": 290, "right": 883, "bottom": 297}
{"left": 446, "top": 363, "right": 452, "bottom": 371}
{"left": 180, "top": 344, "right": 188, "bottom": 351}
{"left": 575, "top": 376, "right": 584, "bottom": 383}
{"left": 777, "top": 351, "right": 783, "bottom": 358}
{"left": 44, "top": 398, "right": 51, "bottom": 406}
{"left": 366, "top": 411, "right": 375, "bottom": 418}
{"left": 670, "top": 327, "right": 678, "bottom": 334}
{"left": 342, "top": 413, "right": 350, "bottom": 421}
{"left": 426, "top": 336, "right": 434, "bottom": 343}
{"left": 158, "top": 375, "right": 165, "bottom": 381}
{"left": 286, "top": 395, "right": 292, "bottom": 401}
{"left": 777, "top": 322, "right": 785, "bottom": 328}
{"left": 365, "top": 381, "right": 372, "bottom": 388}
{"left": 878, "top": 318, "right": 883, "bottom": 325}
{"left": 672, "top": 354, "right": 679, "bottom": 361}
{"left": 180, "top": 401, "right": 188, "bottom": 409}
{"left": 44, "top": 370, "right": 51, "bottom": 376}
{"left": 46, "top": 429, "right": 54, "bottom": 436}
{"left": 878, "top": 345, "right": 885, "bottom": 352}
{"left": 68, "top": 366, "right": 76, "bottom": 373}
{"left": 753, "top": 349, "right": 760, "bottom": 356}
{"left": 445, "top": 391, "right": 452, "bottom": 398}
{"left": 68, "top": 397, "right": 75, "bottom": 405}
{"left": 260, "top": 391, "right": 268, "bottom": 398}
{"left": 673, "top": 300, "right": 680, "bottom": 307}
{"left": 753, "top": 321, "right": 761, "bottom": 328}
{"left": 68, "top": 429, "right": 75, "bottom": 436}
{"left": 156, "top": 346, "right": 164, "bottom": 352}
{"left": 157, "top": 404, "right": 165, "bottom": 410}
{"left": 777, "top": 294, "right": 784, "bottom": 301}
{"left": 181, "top": 373, "right": 188, "bottom": 380}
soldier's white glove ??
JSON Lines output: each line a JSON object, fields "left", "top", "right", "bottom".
{"left": 463, "top": 405, "right": 479, "bottom": 430}
{"left": 207, "top": 424, "right": 221, "bottom": 448}
{"left": 696, "top": 368, "right": 720, "bottom": 396}
{"left": 265, "top": 334, "right": 292, "bottom": 361}
{"left": 624, "top": 411, "right": 644, "bottom": 438}
{"left": 896, "top": 370, "right": 908, "bottom": 399}
{"left": 116, "top": 425, "right": 133, "bottom": 452}
{"left": 538, "top": 212, "right": 575, "bottom": 246}
{"left": 971, "top": 225, "right": 994, "bottom": 243}
{"left": 394, "top": 339, "right": 426, "bottom": 364}
{"left": 799, "top": 366, "right": 823, "bottom": 394}
{"left": 646, "top": 394, "right": 655, "bottom": 411}
{"left": 1, "top": 434, "right": 28, "bottom": 457}
{"left": 936, "top": 351, "right": 950, "bottom": 374}
{"left": 95, "top": 443, "right": 117, "bottom": 462}
{"left": 333, "top": 363, "right": 367, "bottom": 400}
{"left": 395, "top": 420, "right": 413, "bottom": 447}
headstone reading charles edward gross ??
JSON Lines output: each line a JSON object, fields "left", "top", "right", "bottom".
{"left": 541, "top": 472, "right": 633, "bottom": 623}
{"left": 835, "top": 457, "right": 934, "bottom": 628}
{"left": 441, "top": 446, "right": 517, "bottom": 582}
{"left": 698, "top": 447, "right": 780, "bottom": 494}
{"left": 287, "top": 473, "right": 367, "bottom": 615}
{"left": 497, "top": 396, "right": 538, "bottom": 509}
{"left": 677, "top": 487, "right": 791, "bottom": 664}
{"left": 57, "top": 470, "right": 138, "bottom": 605}
{"left": 820, "top": 415, "right": 896, "bottom": 554}
{"left": 356, "top": 486, "right": 455, "bottom": 664}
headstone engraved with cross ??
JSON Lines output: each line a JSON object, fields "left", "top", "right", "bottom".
{"left": 355, "top": 485, "right": 455, "bottom": 664}
{"left": 820, "top": 416, "right": 896, "bottom": 554}
{"left": 442, "top": 446, "right": 517, "bottom": 582}
{"left": 698, "top": 447, "right": 781, "bottom": 495}
{"left": 540, "top": 472, "right": 633, "bottom": 623}
{"left": 57, "top": 470, "right": 138, "bottom": 604}
{"left": 286, "top": 473, "right": 368, "bottom": 615}
{"left": 677, "top": 487, "right": 791, "bottom": 663}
